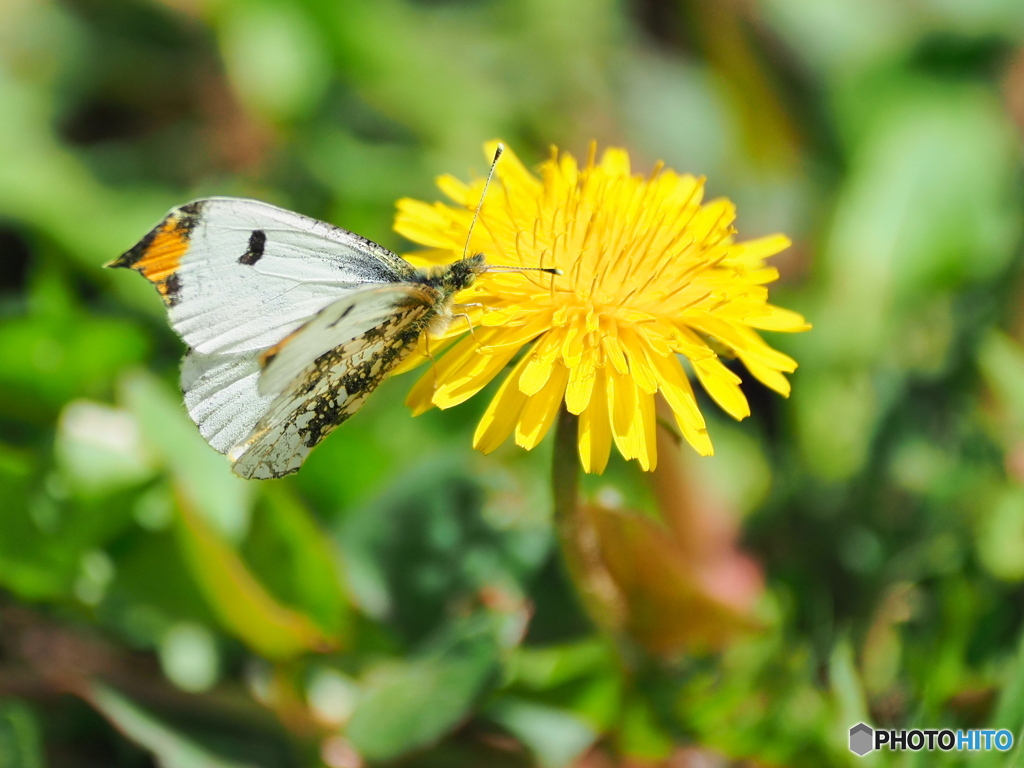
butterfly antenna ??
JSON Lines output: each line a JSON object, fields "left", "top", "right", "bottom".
{"left": 462, "top": 144, "right": 563, "bottom": 278}
{"left": 486, "top": 265, "right": 564, "bottom": 275}
{"left": 462, "top": 143, "right": 503, "bottom": 259}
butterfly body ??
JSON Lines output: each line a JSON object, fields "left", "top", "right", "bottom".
{"left": 110, "top": 197, "right": 483, "bottom": 479}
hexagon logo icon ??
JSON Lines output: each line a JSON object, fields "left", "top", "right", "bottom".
{"left": 849, "top": 723, "right": 873, "bottom": 756}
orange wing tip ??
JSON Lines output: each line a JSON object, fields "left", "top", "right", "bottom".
{"left": 113, "top": 200, "right": 206, "bottom": 305}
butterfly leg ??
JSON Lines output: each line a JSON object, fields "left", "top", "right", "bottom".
{"left": 451, "top": 303, "right": 484, "bottom": 341}
{"left": 452, "top": 312, "right": 478, "bottom": 342}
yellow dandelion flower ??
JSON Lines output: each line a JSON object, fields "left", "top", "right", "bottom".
{"left": 394, "top": 141, "right": 810, "bottom": 473}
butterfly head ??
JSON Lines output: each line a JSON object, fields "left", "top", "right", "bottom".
{"left": 432, "top": 253, "right": 488, "bottom": 296}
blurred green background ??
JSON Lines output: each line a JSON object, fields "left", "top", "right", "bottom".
{"left": 3, "top": 0, "right": 1024, "bottom": 766}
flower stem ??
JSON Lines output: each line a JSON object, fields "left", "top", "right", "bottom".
{"left": 552, "top": 405, "right": 585, "bottom": 586}
{"left": 551, "top": 406, "right": 628, "bottom": 643}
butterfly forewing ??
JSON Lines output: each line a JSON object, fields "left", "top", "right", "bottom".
{"left": 182, "top": 349, "right": 275, "bottom": 454}
{"left": 110, "top": 197, "right": 417, "bottom": 355}
{"left": 110, "top": 195, "right": 477, "bottom": 479}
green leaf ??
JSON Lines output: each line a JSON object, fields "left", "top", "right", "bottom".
{"left": 0, "top": 497, "right": 71, "bottom": 600}
{"left": 0, "top": 460, "right": 136, "bottom": 603}
{"left": 218, "top": 3, "right": 330, "bottom": 121}
{"left": 823, "top": 80, "right": 1018, "bottom": 350}
{"left": 829, "top": 639, "right": 870, "bottom": 742}
{"left": 975, "top": 486, "right": 1024, "bottom": 582}
{"left": 346, "top": 615, "right": 503, "bottom": 761}
{"left": 484, "top": 697, "right": 597, "bottom": 768}
{"left": 175, "top": 493, "right": 338, "bottom": 660}
{"left": 0, "top": 700, "right": 45, "bottom": 768}
{"left": 972, "top": 629, "right": 1024, "bottom": 768}
{"left": 85, "top": 684, "right": 257, "bottom": 768}
{"left": 979, "top": 331, "right": 1024, "bottom": 435}
{"left": 340, "top": 458, "right": 549, "bottom": 644}
{"left": 242, "top": 484, "right": 349, "bottom": 639}
{"left": 117, "top": 371, "right": 328, "bottom": 656}
{"left": 617, "top": 693, "right": 673, "bottom": 762}
{"left": 0, "top": 292, "right": 150, "bottom": 419}
{"left": 503, "top": 640, "right": 621, "bottom": 730}
{"left": 106, "top": 525, "right": 219, "bottom": 640}
{"left": 120, "top": 370, "right": 252, "bottom": 542}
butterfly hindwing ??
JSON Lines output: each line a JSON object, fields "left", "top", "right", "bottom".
{"left": 228, "top": 297, "right": 438, "bottom": 479}
{"left": 258, "top": 283, "right": 438, "bottom": 397}
{"left": 110, "top": 197, "right": 417, "bottom": 355}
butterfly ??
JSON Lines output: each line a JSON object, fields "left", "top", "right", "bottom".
{"left": 107, "top": 147, "right": 555, "bottom": 479}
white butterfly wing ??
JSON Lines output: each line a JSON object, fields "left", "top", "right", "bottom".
{"left": 110, "top": 197, "right": 416, "bottom": 355}
{"left": 228, "top": 293, "right": 438, "bottom": 479}
{"left": 181, "top": 349, "right": 275, "bottom": 454}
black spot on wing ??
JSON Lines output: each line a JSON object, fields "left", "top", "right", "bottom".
{"left": 163, "top": 271, "right": 182, "bottom": 306}
{"left": 176, "top": 200, "right": 205, "bottom": 236}
{"left": 239, "top": 229, "right": 267, "bottom": 265}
